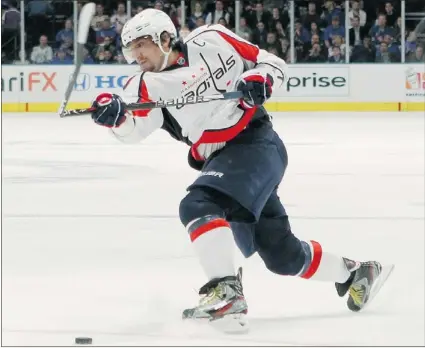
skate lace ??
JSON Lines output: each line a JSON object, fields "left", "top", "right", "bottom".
{"left": 349, "top": 284, "right": 365, "bottom": 306}
{"left": 349, "top": 261, "right": 380, "bottom": 305}
{"left": 198, "top": 269, "right": 243, "bottom": 307}
{"left": 200, "top": 285, "right": 226, "bottom": 306}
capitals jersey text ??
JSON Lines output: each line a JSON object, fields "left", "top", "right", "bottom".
{"left": 111, "top": 24, "right": 287, "bottom": 160}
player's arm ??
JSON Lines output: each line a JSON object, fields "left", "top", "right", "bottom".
{"left": 207, "top": 24, "right": 287, "bottom": 91}
{"left": 186, "top": 26, "right": 288, "bottom": 165}
{"left": 90, "top": 73, "right": 163, "bottom": 144}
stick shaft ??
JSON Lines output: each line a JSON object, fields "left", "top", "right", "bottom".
{"left": 58, "top": 2, "right": 95, "bottom": 117}
{"left": 58, "top": 44, "right": 85, "bottom": 117}
{"left": 60, "top": 91, "right": 244, "bottom": 117}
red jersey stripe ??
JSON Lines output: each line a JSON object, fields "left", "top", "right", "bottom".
{"left": 217, "top": 31, "right": 259, "bottom": 63}
{"left": 133, "top": 75, "right": 152, "bottom": 117}
{"left": 193, "top": 106, "right": 257, "bottom": 147}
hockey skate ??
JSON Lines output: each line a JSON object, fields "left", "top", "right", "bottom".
{"left": 182, "top": 268, "right": 248, "bottom": 333}
{"left": 335, "top": 258, "right": 394, "bottom": 312}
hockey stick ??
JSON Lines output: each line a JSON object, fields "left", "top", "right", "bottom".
{"left": 413, "top": 16, "right": 425, "bottom": 36}
{"left": 413, "top": 16, "right": 425, "bottom": 45}
{"left": 59, "top": 91, "right": 244, "bottom": 117}
{"left": 57, "top": 2, "right": 96, "bottom": 117}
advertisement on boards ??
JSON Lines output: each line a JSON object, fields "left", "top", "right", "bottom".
{"left": 284, "top": 66, "right": 349, "bottom": 97}
{"left": 1, "top": 70, "right": 58, "bottom": 93}
{"left": 404, "top": 66, "right": 425, "bottom": 99}
{"left": 2, "top": 65, "right": 352, "bottom": 102}
{"left": 2, "top": 66, "right": 69, "bottom": 102}
{"left": 1, "top": 65, "right": 137, "bottom": 102}
{"left": 1, "top": 64, "right": 424, "bottom": 109}
{"left": 73, "top": 73, "right": 130, "bottom": 91}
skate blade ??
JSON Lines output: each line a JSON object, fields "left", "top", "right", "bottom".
{"left": 364, "top": 263, "right": 395, "bottom": 311}
{"left": 209, "top": 313, "right": 249, "bottom": 334}
{"left": 183, "top": 313, "right": 249, "bottom": 334}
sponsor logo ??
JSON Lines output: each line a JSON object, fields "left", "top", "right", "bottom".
{"left": 287, "top": 73, "right": 347, "bottom": 91}
{"left": 199, "top": 171, "right": 224, "bottom": 178}
{"left": 159, "top": 94, "right": 214, "bottom": 107}
{"left": 286, "top": 67, "right": 349, "bottom": 96}
{"left": 405, "top": 67, "right": 425, "bottom": 97}
{"left": 94, "top": 75, "right": 129, "bottom": 88}
{"left": 73, "top": 73, "right": 90, "bottom": 91}
{"left": 1, "top": 72, "right": 57, "bottom": 92}
{"left": 73, "top": 74, "right": 130, "bottom": 90}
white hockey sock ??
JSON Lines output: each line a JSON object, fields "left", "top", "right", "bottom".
{"left": 187, "top": 216, "right": 235, "bottom": 280}
{"left": 299, "top": 241, "right": 351, "bottom": 283}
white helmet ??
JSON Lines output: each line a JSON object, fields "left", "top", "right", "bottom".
{"left": 121, "top": 9, "right": 177, "bottom": 70}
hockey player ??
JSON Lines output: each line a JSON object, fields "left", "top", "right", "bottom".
{"left": 89, "top": 9, "right": 392, "bottom": 330}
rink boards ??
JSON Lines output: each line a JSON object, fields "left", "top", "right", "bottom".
{"left": 2, "top": 101, "right": 422, "bottom": 113}
{"left": 1, "top": 64, "right": 424, "bottom": 112}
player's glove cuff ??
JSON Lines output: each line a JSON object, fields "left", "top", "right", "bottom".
{"left": 236, "top": 72, "right": 273, "bottom": 109}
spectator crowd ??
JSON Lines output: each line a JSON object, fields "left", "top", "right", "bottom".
{"left": 2, "top": 0, "right": 425, "bottom": 65}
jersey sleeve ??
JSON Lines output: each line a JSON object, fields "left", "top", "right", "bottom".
{"left": 109, "top": 72, "right": 164, "bottom": 144}
{"left": 206, "top": 24, "right": 287, "bottom": 89}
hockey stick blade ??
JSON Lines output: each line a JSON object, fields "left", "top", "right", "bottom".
{"left": 58, "top": 2, "right": 96, "bottom": 117}
{"left": 60, "top": 91, "right": 244, "bottom": 117}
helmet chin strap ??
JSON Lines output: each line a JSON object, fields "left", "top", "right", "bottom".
{"left": 158, "top": 42, "right": 171, "bottom": 71}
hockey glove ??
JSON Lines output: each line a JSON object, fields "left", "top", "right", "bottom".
{"left": 91, "top": 93, "right": 127, "bottom": 128}
{"left": 236, "top": 72, "right": 274, "bottom": 109}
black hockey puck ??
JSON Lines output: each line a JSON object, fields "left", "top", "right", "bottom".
{"left": 75, "top": 337, "right": 92, "bottom": 345}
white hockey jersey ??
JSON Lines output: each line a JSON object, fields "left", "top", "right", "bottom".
{"left": 112, "top": 24, "right": 287, "bottom": 160}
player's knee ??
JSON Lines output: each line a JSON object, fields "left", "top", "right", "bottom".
{"left": 261, "top": 239, "right": 306, "bottom": 275}
{"left": 179, "top": 187, "right": 224, "bottom": 226}
{"left": 255, "top": 216, "right": 306, "bottom": 276}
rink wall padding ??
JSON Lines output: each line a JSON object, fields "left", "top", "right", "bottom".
{"left": 1, "top": 64, "right": 424, "bottom": 113}
{"left": 2, "top": 102, "right": 90, "bottom": 113}
{"left": 2, "top": 102, "right": 424, "bottom": 113}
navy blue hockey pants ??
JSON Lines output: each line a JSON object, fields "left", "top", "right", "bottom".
{"left": 179, "top": 119, "right": 306, "bottom": 276}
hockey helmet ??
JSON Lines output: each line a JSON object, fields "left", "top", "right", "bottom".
{"left": 121, "top": 8, "right": 177, "bottom": 68}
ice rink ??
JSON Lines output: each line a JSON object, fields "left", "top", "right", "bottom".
{"left": 2, "top": 111, "right": 424, "bottom": 346}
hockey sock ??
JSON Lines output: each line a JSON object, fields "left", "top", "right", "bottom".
{"left": 298, "top": 241, "right": 351, "bottom": 283}
{"left": 187, "top": 215, "right": 235, "bottom": 280}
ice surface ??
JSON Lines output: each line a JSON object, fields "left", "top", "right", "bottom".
{"left": 2, "top": 112, "right": 424, "bottom": 346}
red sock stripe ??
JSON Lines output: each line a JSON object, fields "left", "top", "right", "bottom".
{"left": 301, "top": 241, "right": 322, "bottom": 279}
{"left": 190, "top": 218, "right": 230, "bottom": 242}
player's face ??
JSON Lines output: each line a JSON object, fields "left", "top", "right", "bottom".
{"left": 129, "top": 37, "right": 164, "bottom": 72}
